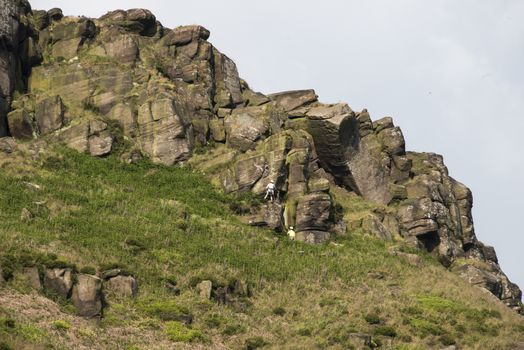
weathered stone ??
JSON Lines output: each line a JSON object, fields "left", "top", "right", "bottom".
{"left": 295, "top": 230, "right": 330, "bottom": 244}
{"left": 373, "top": 116, "right": 394, "bottom": 133}
{"left": 209, "top": 118, "right": 226, "bottom": 142}
{"left": 89, "top": 130, "right": 113, "bottom": 156}
{"left": 101, "top": 268, "right": 122, "bottom": 280}
{"left": 35, "top": 95, "right": 64, "bottom": 134}
{"left": 152, "top": 116, "right": 192, "bottom": 165}
{"left": 89, "top": 120, "right": 107, "bottom": 134}
{"left": 0, "top": 0, "right": 38, "bottom": 137}
{"left": 214, "top": 50, "right": 243, "bottom": 107}
{"left": 0, "top": 137, "right": 16, "bottom": 153}
{"left": 482, "top": 245, "right": 498, "bottom": 264}
{"left": 60, "top": 122, "right": 89, "bottom": 153}
{"left": 197, "top": 280, "right": 212, "bottom": 299}
{"left": 456, "top": 264, "right": 502, "bottom": 298}
{"left": 501, "top": 277, "right": 522, "bottom": 307}
{"left": 23, "top": 267, "right": 42, "bottom": 290}
{"left": 378, "top": 126, "right": 405, "bottom": 156}
{"left": 225, "top": 110, "right": 268, "bottom": 151}
{"left": 295, "top": 193, "right": 331, "bottom": 232}
{"left": 362, "top": 214, "right": 391, "bottom": 240}
{"left": 44, "top": 268, "right": 74, "bottom": 298}
{"left": 110, "top": 103, "right": 136, "bottom": 135}
{"left": 232, "top": 279, "right": 250, "bottom": 297}
{"left": 52, "top": 37, "right": 83, "bottom": 60}
{"left": 47, "top": 8, "right": 63, "bottom": 22}
{"left": 7, "top": 109, "right": 33, "bottom": 139}
{"left": 103, "top": 35, "right": 139, "bottom": 64}
{"left": 235, "top": 155, "right": 267, "bottom": 191}
{"left": 247, "top": 202, "right": 283, "bottom": 231}
{"left": 389, "top": 184, "right": 407, "bottom": 202}
{"left": 347, "top": 333, "right": 372, "bottom": 348}
{"left": 356, "top": 109, "right": 373, "bottom": 137}
{"left": 243, "top": 89, "right": 270, "bottom": 107}
{"left": 165, "top": 25, "right": 210, "bottom": 46}
{"left": 72, "top": 274, "right": 103, "bottom": 318}
{"left": 299, "top": 103, "right": 360, "bottom": 192}
{"left": 100, "top": 9, "right": 157, "bottom": 36}
{"left": 308, "top": 178, "right": 330, "bottom": 193}
{"left": 268, "top": 90, "right": 317, "bottom": 112}
{"left": 20, "top": 207, "right": 33, "bottom": 221}
{"left": 124, "top": 9, "right": 157, "bottom": 36}
{"left": 105, "top": 275, "right": 138, "bottom": 298}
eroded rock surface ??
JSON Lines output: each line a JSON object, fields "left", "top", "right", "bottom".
{"left": 72, "top": 274, "right": 103, "bottom": 317}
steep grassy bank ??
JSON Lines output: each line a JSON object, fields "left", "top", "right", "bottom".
{"left": 0, "top": 146, "right": 523, "bottom": 350}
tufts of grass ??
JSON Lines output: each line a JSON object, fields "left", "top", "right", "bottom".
{"left": 52, "top": 320, "right": 71, "bottom": 331}
{"left": 137, "top": 300, "right": 191, "bottom": 322}
{"left": 164, "top": 321, "right": 203, "bottom": 343}
{"left": 244, "top": 336, "right": 268, "bottom": 350}
{"left": 373, "top": 325, "right": 397, "bottom": 337}
{"left": 364, "top": 313, "right": 381, "bottom": 325}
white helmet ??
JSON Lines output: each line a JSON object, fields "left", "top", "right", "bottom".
{"left": 289, "top": 226, "right": 294, "bottom": 229}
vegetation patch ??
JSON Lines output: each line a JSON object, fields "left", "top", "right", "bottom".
{"left": 165, "top": 321, "right": 203, "bottom": 343}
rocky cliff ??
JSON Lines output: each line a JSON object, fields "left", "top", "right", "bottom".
{"left": 0, "top": 0, "right": 521, "bottom": 314}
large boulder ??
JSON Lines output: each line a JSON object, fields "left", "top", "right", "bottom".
{"left": 105, "top": 275, "right": 138, "bottom": 298}
{"left": 138, "top": 98, "right": 194, "bottom": 165}
{"left": 35, "top": 95, "right": 64, "bottom": 135}
{"left": 72, "top": 274, "right": 103, "bottom": 317}
{"left": 7, "top": 108, "right": 33, "bottom": 139}
{"left": 44, "top": 268, "right": 74, "bottom": 298}
{"left": 268, "top": 90, "right": 317, "bottom": 112}
{"left": 23, "top": 267, "right": 42, "bottom": 290}
{"left": 295, "top": 193, "right": 332, "bottom": 232}
{"left": 197, "top": 280, "right": 213, "bottom": 299}
{"left": 292, "top": 103, "right": 361, "bottom": 193}
{"left": 100, "top": 9, "right": 157, "bottom": 36}
{"left": 224, "top": 108, "right": 269, "bottom": 152}
{"left": 455, "top": 264, "right": 502, "bottom": 298}
{"left": 0, "top": 137, "right": 16, "bottom": 153}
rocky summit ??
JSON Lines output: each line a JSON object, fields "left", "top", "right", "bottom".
{"left": 0, "top": 1, "right": 523, "bottom": 349}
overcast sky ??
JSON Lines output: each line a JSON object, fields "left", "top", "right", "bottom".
{"left": 31, "top": 0, "right": 524, "bottom": 289}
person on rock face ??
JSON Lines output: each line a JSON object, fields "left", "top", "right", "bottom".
{"left": 264, "top": 180, "right": 276, "bottom": 202}
{"left": 287, "top": 226, "right": 296, "bottom": 240}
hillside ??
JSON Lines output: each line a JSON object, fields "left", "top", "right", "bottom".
{"left": 0, "top": 1, "right": 523, "bottom": 350}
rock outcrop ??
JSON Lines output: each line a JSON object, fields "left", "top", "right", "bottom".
{"left": 0, "top": 0, "right": 41, "bottom": 136}
{"left": 1, "top": 1, "right": 521, "bottom": 312}
{"left": 71, "top": 274, "right": 103, "bottom": 317}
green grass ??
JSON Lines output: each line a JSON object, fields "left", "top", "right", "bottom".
{"left": 0, "top": 145, "right": 523, "bottom": 349}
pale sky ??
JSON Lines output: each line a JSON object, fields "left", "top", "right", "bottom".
{"left": 31, "top": 0, "right": 524, "bottom": 290}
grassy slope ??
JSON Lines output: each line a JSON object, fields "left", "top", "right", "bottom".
{"left": 0, "top": 145, "right": 523, "bottom": 350}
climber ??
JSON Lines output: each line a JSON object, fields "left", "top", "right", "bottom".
{"left": 264, "top": 180, "right": 276, "bottom": 202}
{"left": 287, "top": 226, "right": 296, "bottom": 240}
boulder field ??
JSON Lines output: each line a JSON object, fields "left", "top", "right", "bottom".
{"left": 0, "top": 0, "right": 521, "bottom": 312}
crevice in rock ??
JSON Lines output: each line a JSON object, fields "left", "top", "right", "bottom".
{"left": 417, "top": 231, "right": 440, "bottom": 253}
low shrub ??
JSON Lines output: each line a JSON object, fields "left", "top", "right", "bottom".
{"left": 374, "top": 325, "right": 397, "bottom": 337}
{"left": 272, "top": 307, "right": 286, "bottom": 316}
{"left": 165, "top": 321, "right": 202, "bottom": 343}
{"left": 364, "top": 313, "right": 381, "bottom": 324}
{"left": 222, "top": 323, "right": 246, "bottom": 336}
{"left": 79, "top": 266, "right": 97, "bottom": 275}
{"left": 52, "top": 320, "right": 71, "bottom": 331}
{"left": 245, "top": 336, "right": 267, "bottom": 350}
{"left": 440, "top": 333, "right": 456, "bottom": 346}
{"left": 139, "top": 300, "right": 191, "bottom": 322}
